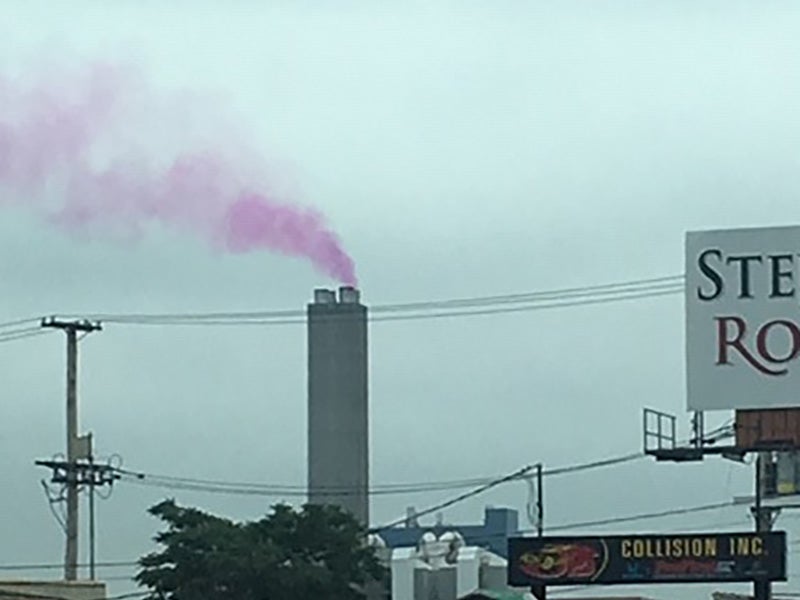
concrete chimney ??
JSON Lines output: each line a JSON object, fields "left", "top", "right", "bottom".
{"left": 307, "top": 287, "right": 369, "bottom": 525}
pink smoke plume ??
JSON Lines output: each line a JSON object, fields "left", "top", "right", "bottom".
{"left": 0, "top": 60, "right": 357, "bottom": 285}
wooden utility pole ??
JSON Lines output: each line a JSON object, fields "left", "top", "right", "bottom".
{"left": 41, "top": 318, "right": 101, "bottom": 581}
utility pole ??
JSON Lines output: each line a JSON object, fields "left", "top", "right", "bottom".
{"left": 532, "top": 463, "right": 545, "bottom": 600}
{"left": 536, "top": 463, "right": 543, "bottom": 537}
{"left": 41, "top": 318, "right": 101, "bottom": 581}
{"left": 753, "top": 452, "right": 779, "bottom": 600}
{"left": 88, "top": 440, "right": 96, "bottom": 580}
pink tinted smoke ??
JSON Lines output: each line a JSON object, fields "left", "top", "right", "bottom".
{"left": 224, "top": 195, "right": 356, "bottom": 285}
{"left": 0, "top": 61, "right": 357, "bottom": 284}
{"left": 0, "top": 62, "right": 127, "bottom": 185}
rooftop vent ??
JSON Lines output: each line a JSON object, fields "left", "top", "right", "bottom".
{"left": 339, "top": 286, "right": 360, "bottom": 304}
{"left": 313, "top": 289, "right": 336, "bottom": 304}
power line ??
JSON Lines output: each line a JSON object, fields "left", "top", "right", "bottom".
{"left": 388, "top": 500, "right": 743, "bottom": 546}
{"left": 117, "top": 466, "right": 529, "bottom": 497}
{"left": 0, "top": 497, "right": 746, "bottom": 575}
{"left": 346, "top": 286, "right": 681, "bottom": 324}
{"left": 102, "top": 285, "right": 684, "bottom": 325}
{"left": 363, "top": 500, "right": 748, "bottom": 556}
{"left": 0, "top": 275, "right": 684, "bottom": 333}
{"left": 370, "top": 465, "right": 536, "bottom": 532}
{"left": 64, "top": 286, "right": 679, "bottom": 328}
{"left": 81, "top": 274, "right": 686, "bottom": 317}
{"left": 489, "top": 500, "right": 743, "bottom": 543}
{"left": 0, "top": 318, "right": 42, "bottom": 330}
{"left": 363, "top": 507, "right": 760, "bottom": 565}
{"left": 543, "top": 500, "right": 734, "bottom": 532}
{"left": 0, "top": 327, "right": 52, "bottom": 343}
{"left": 112, "top": 451, "right": 644, "bottom": 497}
{"left": 48, "top": 274, "right": 683, "bottom": 327}
{"left": 544, "top": 452, "right": 643, "bottom": 476}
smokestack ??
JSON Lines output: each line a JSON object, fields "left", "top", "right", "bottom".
{"left": 307, "top": 286, "right": 369, "bottom": 525}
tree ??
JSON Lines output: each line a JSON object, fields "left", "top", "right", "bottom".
{"left": 135, "top": 499, "right": 386, "bottom": 600}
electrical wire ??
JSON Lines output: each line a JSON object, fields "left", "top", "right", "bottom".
{"left": 108, "top": 451, "right": 648, "bottom": 548}
{"left": 45, "top": 274, "right": 683, "bottom": 327}
{"left": 498, "top": 494, "right": 800, "bottom": 544}
{"left": 345, "top": 286, "right": 682, "bottom": 324}
{"left": 0, "top": 317, "right": 41, "bottom": 330}
{"left": 0, "top": 327, "right": 52, "bottom": 343}
{"left": 86, "top": 287, "right": 683, "bottom": 326}
{"left": 117, "top": 467, "right": 538, "bottom": 498}
{"left": 112, "top": 451, "right": 645, "bottom": 497}
{"left": 543, "top": 500, "right": 734, "bottom": 532}
{"left": 0, "top": 275, "right": 745, "bottom": 585}
{"left": 0, "top": 496, "right": 749, "bottom": 575}
{"left": 73, "top": 274, "right": 684, "bottom": 318}
{"left": 544, "top": 452, "right": 643, "bottom": 476}
{"left": 0, "top": 327, "right": 41, "bottom": 338}
{"left": 370, "top": 465, "right": 536, "bottom": 532}
{"left": 118, "top": 472, "right": 488, "bottom": 495}
{"left": 40, "top": 480, "right": 66, "bottom": 534}
{"left": 400, "top": 498, "right": 756, "bottom": 563}
{"left": 376, "top": 499, "right": 744, "bottom": 547}
{"left": 0, "top": 276, "right": 683, "bottom": 342}
{"left": 393, "top": 500, "right": 737, "bottom": 552}
{"left": 115, "top": 473, "right": 492, "bottom": 496}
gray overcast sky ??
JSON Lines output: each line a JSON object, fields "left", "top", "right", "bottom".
{"left": 2, "top": 2, "right": 800, "bottom": 599}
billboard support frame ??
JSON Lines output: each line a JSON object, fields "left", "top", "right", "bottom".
{"left": 642, "top": 408, "right": 748, "bottom": 462}
{"left": 643, "top": 407, "right": 797, "bottom": 600}
{"left": 643, "top": 407, "right": 800, "bottom": 461}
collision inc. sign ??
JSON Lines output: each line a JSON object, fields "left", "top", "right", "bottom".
{"left": 507, "top": 532, "right": 786, "bottom": 586}
{"left": 686, "top": 225, "right": 800, "bottom": 411}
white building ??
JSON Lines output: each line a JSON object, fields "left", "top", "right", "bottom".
{"left": 377, "top": 530, "right": 522, "bottom": 600}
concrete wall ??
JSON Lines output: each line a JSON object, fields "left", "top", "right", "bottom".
{"left": 0, "top": 581, "right": 106, "bottom": 600}
{"left": 307, "top": 286, "right": 369, "bottom": 525}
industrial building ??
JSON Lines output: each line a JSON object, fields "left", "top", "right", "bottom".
{"left": 380, "top": 529, "right": 513, "bottom": 599}
{"left": 380, "top": 507, "right": 520, "bottom": 558}
{"left": 379, "top": 529, "right": 661, "bottom": 600}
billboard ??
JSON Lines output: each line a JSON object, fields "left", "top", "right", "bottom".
{"left": 507, "top": 532, "right": 786, "bottom": 586}
{"left": 686, "top": 225, "right": 800, "bottom": 411}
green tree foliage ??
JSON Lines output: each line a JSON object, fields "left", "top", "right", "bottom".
{"left": 135, "top": 500, "right": 386, "bottom": 600}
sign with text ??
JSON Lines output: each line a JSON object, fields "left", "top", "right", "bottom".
{"left": 686, "top": 225, "right": 800, "bottom": 411}
{"left": 507, "top": 532, "right": 786, "bottom": 586}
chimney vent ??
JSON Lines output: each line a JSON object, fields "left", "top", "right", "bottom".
{"left": 313, "top": 289, "right": 336, "bottom": 304}
{"left": 339, "top": 286, "right": 360, "bottom": 304}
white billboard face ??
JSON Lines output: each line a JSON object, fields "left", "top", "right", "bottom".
{"left": 686, "top": 225, "right": 800, "bottom": 411}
